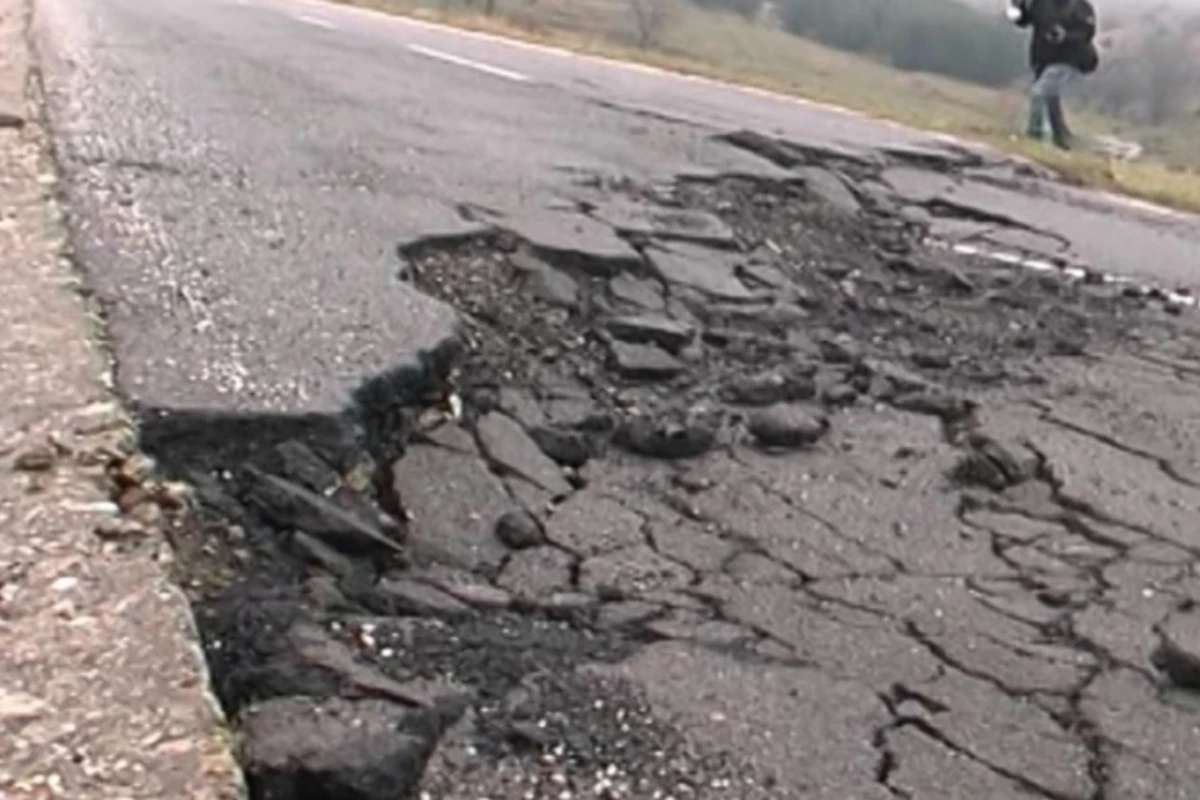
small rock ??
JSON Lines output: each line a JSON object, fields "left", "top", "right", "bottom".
{"left": 94, "top": 518, "right": 148, "bottom": 542}
{"left": 129, "top": 501, "right": 165, "bottom": 528}
{"left": 13, "top": 444, "right": 56, "bottom": 472}
{"left": 534, "top": 591, "right": 598, "bottom": 617}
{"left": 747, "top": 405, "right": 830, "bottom": 450}
{"left": 607, "top": 340, "right": 686, "bottom": 381}
{"left": 529, "top": 426, "right": 593, "bottom": 468}
{"left": 606, "top": 314, "right": 694, "bottom": 353}
{"left": 720, "top": 369, "right": 816, "bottom": 407}
{"left": 112, "top": 453, "right": 155, "bottom": 487}
{"left": 822, "top": 383, "right": 859, "bottom": 406}
{"left": 950, "top": 434, "right": 1037, "bottom": 491}
{"left": 890, "top": 390, "right": 976, "bottom": 424}
{"left": 0, "top": 689, "right": 46, "bottom": 728}
{"left": 495, "top": 509, "right": 546, "bottom": 550}
{"left": 1152, "top": 613, "right": 1200, "bottom": 690}
{"left": 617, "top": 408, "right": 720, "bottom": 460}
{"left": 0, "top": 111, "right": 26, "bottom": 129}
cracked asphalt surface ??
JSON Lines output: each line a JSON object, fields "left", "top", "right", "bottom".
{"left": 29, "top": 0, "right": 1200, "bottom": 797}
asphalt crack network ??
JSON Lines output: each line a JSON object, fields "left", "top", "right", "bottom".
{"left": 111, "top": 129, "right": 1200, "bottom": 799}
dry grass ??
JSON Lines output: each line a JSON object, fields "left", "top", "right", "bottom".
{"left": 332, "top": 0, "right": 1200, "bottom": 214}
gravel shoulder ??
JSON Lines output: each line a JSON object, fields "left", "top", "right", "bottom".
{"left": 0, "top": 1, "right": 241, "bottom": 797}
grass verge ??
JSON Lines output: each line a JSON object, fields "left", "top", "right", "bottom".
{"left": 332, "top": 0, "right": 1200, "bottom": 215}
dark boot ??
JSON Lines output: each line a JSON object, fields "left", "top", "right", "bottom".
{"left": 1047, "top": 97, "right": 1073, "bottom": 150}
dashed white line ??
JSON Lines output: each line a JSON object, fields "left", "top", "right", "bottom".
{"left": 294, "top": 14, "right": 337, "bottom": 29}
{"left": 407, "top": 44, "right": 529, "bottom": 82}
{"left": 933, "top": 239, "right": 1197, "bottom": 308}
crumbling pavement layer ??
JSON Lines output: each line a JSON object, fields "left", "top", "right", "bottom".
{"left": 143, "top": 124, "right": 1200, "bottom": 799}
{"left": 0, "top": 0, "right": 242, "bottom": 797}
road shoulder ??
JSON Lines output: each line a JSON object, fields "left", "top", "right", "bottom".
{"left": 0, "top": 0, "right": 242, "bottom": 797}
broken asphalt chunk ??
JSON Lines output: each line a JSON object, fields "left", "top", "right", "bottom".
{"left": 720, "top": 368, "right": 817, "bottom": 406}
{"left": 645, "top": 242, "right": 757, "bottom": 302}
{"left": 238, "top": 696, "right": 451, "bottom": 800}
{"left": 606, "top": 314, "right": 694, "bottom": 353}
{"left": 606, "top": 340, "right": 686, "bottom": 381}
{"left": 476, "top": 412, "right": 573, "bottom": 498}
{"left": 244, "top": 469, "right": 402, "bottom": 556}
{"left": 747, "top": 404, "right": 829, "bottom": 450}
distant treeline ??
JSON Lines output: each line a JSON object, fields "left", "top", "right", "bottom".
{"left": 692, "top": 0, "right": 1029, "bottom": 87}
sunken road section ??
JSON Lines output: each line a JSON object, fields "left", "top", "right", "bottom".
{"left": 124, "top": 153, "right": 1200, "bottom": 799}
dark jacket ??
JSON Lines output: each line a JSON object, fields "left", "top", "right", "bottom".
{"left": 1014, "top": 0, "right": 1099, "bottom": 75}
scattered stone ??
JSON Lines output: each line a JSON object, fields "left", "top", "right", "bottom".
{"left": 245, "top": 470, "right": 402, "bottom": 555}
{"left": 0, "top": 111, "right": 26, "bottom": 129}
{"left": 393, "top": 445, "right": 514, "bottom": 573}
{"left": 238, "top": 696, "right": 445, "bottom": 800}
{"left": 1152, "top": 613, "right": 1200, "bottom": 690}
{"left": 616, "top": 408, "right": 720, "bottom": 460}
{"left": 610, "top": 272, "right": 666, "bottom": 310}
{"left": 94, "top": 517, "right": 149, "bottom": 542}
{"left": 377, "top": 576, "right": 474, "bottom": 618}
{"left": 822, "top": 383, "right": 859, "bottom": 406}
{"left": 606, "top": 314, "right": 694, "bottom": 353}
{"left": 720, "top": 369, "right": 817, "bottom": 407}
{"left": 951, "top": 434, "right": 1038, "bottom": 491}
{"left": 645, "top": 242, "right": 756, "bottom": 302}
{"left": 747, "top": 405, "right": 830, "bottom": 450}
{"left": 890, "top": 390, "right": 976, "bottom": 423}
{"left": 12, "top": 443, "right": 56, "bottom": 472}
{"left": 274, "top": 440, "right": 340, "bottom": 494}
{"left": 0, "top": 688, "right": 46, "bottom": 728}
{"left": 545, "top": 491, "right": 645, "bottom": 556}
{"left": 510, "top": 250, "right": 580, "bottom": 308}
{"left": 529, "top": 425, "right": 593, "bottom": 468}
{"left": 495, "top": 509, "right": 546, "bottom": 550}
{"left": 497, "top": 546, "right": 575, "bottom": 599}
{"left": 476, "top": 412, "right": 572, "bottom": 497}
{"left": 578, "top": 545, "right": 694, "bottom": 598}
{"left": 607, "top": 340, "right": 686, "bottom": 381}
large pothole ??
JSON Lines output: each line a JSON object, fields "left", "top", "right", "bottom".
{"left": 116, "top": 160, "right": 1180, "bottom": 799}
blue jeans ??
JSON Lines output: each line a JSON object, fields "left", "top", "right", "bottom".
{"left": 1027, "top": 64, "right": 1080, "bottom": 147}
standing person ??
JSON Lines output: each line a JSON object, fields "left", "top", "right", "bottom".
{"left": 1006, "top": 0, "right": 1100, "bottom": 150}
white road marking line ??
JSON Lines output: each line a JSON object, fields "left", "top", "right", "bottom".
{"left": 295, "top": 14, "right": 337, "bottom": 29}
{"left": 407, "top": 44, "right": 529, "bottom": 82}
{"left": 935, "top": 239, "right": 1197, "bottom": 307}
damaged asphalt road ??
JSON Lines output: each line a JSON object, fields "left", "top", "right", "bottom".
{"left": 29, "top": 0, "right": 1200, "bottom": 797}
